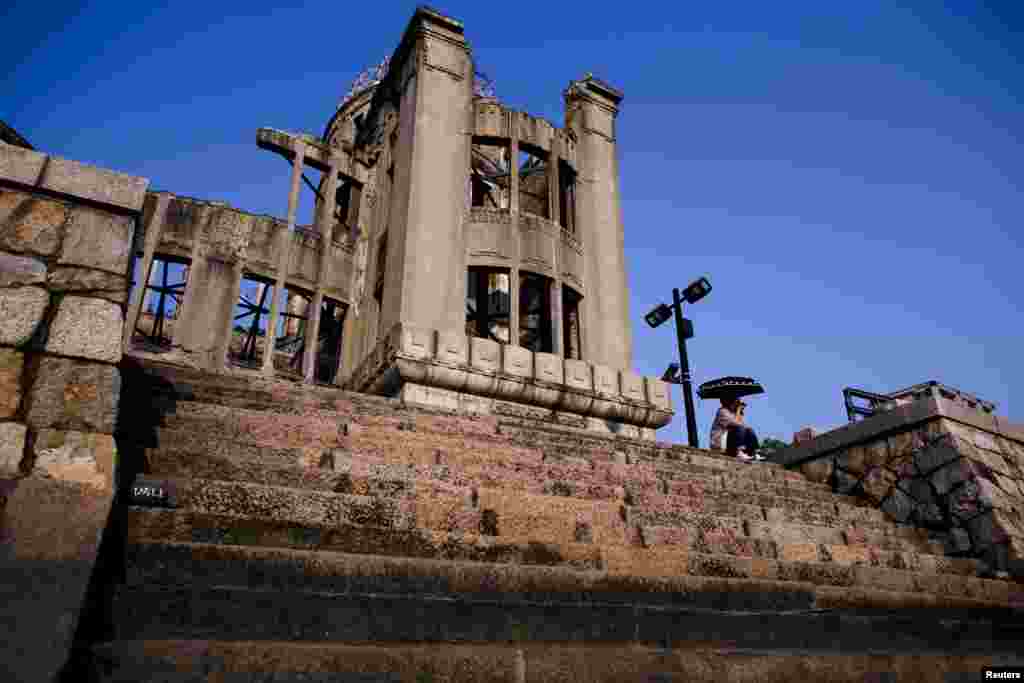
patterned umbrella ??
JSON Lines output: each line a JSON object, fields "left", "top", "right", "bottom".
{"left": 697, "top": 376, "right": 765, "bottom": 400}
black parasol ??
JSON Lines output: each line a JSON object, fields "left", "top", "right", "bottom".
{"left": 697, "top": 376, "right": 765, "bottom": 400}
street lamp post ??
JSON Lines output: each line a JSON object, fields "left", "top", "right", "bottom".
{"left": 644, "top": 276, "right": 711, "bottom": 449}
{"left": 672, "top": 287, "right": 700, "bottom": 448}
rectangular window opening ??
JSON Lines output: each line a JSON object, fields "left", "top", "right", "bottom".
{"left": 519, "top": 272, "right": 553, "bottom": 353}
{"left": 558, "top": 160, "right": 576, "bottom": 233}
{"left": 315, "top": 297, "right": 349, "bottom": 384}
{"left": 471, "top": 138, "right": 510, "bottom": 209}
{"left": 466, "top": 267, "right": 511, "bottom": 344}
{"left": 131, "top": 255, "right": 190, "bottom": 351}
{"left": 518, "top": 145, "right": 549, "bottom": 219}
{"left": 562, "top": 285, "right": 583, "bottom": 360}
{"left": 273, "top": 286, "right": 312, "bottom": 377}
{"left": 228, "top": 275, "right": 275, "bottom": 368}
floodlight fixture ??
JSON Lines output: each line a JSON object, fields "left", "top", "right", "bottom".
{"left": 662, "top": 362, "right": 681, "bottom": 384}
{"left": 682, "top": 276, "right": 712, "bottom": 305}
{"left": 644, "top": 303, "right": 673, "bottom": 329}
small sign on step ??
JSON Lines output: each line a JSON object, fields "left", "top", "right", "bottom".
{"left": 129, "top": 479, "right": 176, "bottom": 508}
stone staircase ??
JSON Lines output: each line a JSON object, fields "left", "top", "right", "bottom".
{"left": 81, "top": 359, "right": 1024, "bottom": 682}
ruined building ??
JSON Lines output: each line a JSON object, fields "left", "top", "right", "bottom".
{"left": 121, "top": 7, "right": 670, "bottom": 441}
{"left": 2, "top": 7, "right": 1024, "bottom": 682}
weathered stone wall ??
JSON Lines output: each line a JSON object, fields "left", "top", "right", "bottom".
{"left": 779, "top": 391, "right": 1024, "bottom": 579}
{"left": 0, "top": 141, "right": 147, "bottom": 681}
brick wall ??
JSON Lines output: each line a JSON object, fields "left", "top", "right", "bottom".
{"left": 0, "top": 141, "right": 147, "bottom": 681}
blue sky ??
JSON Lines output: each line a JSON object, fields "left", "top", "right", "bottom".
{"left": 4, "top": 1, "right": 1021, "bottom": 444}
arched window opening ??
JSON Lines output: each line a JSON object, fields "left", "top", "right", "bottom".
{"left": 466, "top": 267, "right": 511, "bottom": 344}
{"left": 562, "top": 285, "right": 583, "bottom": 360}
{"left": 470, "top": 138, "right": 510, "bottom": 209}
{"left": 518, "top": 145, "right": 549, "bottom": 219}
{"left": 519, "top": 272, "right": 552, "bottom": 353}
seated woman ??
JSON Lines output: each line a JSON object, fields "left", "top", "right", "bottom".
{"left": 709, "top": 398, "right": 764, "bottom": 461}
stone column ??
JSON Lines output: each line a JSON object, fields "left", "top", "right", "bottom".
{"left": 564, "top": 75, "right": 631, "bottom": 371}
{"left": 509, "top": 267, "right": 520, "bottom": 347}
{"left": 169, "top": 201, "right": 209, "bottom": 350}
{"left": 0, "top": 143, "right": 148, "bottom": 682}
{"left": 377, "top": 7, "right": 473, "bottom": 338}
{"left": 216, "top": 261, "right": 245, "bottom": 368}
{"left": 550, "top": 277, "right": 563, "bottom": 356}
{"left": 123, "top": 192, "right": 171, "bottom": 351}
{"left": 262, "top": 141, "right": 306, "bottom": 374}
{"left": 303, "top": 161, "right": 338, "bottom": 382}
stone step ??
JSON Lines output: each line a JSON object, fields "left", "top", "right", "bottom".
{"left": 148, "top": 405, "right": 851, "bottom": 507}
{"left": 87, "top": 638, "right": 1024, "bottom": 683}
{"left": 136, "top": 470, "right": 912, "bottom": 560}
{"left": 125, "top": 502, "right": 997, "bottom": 600}
{"left": 143, "top": 429, "right": 866, "bottom": 512}
{"left": 130, "top": 476, "right": 632, "bottom": 548}
{"left": 746, "top": 517, "right": 949, "bottom": 556}
{"left": 638, "top": 524, "right": 980, "bottom": 576}
{"left": 104, "top": 541, "right": 1024, "bottom": 651}
{"left": 126, "top": 509, "right": 607, "bottom": 571}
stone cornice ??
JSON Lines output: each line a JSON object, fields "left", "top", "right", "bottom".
{"left": 347, "top": 323, "right": 674, "bottom": 430}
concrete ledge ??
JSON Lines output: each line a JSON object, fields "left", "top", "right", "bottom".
{"left": 775, "top": 396, "right": 1024, "bottom": 468}
{"left": 0, "top": 143, "right": 148, "bottom": 212}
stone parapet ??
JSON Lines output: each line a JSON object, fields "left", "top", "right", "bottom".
{"left": 345, "top": 322, "right": 674, "bottom": 436}
{"left": 777, "top": 392, "right": 1024, "bottom": 580}
{"left": 0, "top": 141, "right": 145, "bottom": 681}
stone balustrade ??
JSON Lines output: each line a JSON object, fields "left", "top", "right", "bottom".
{"left": 345, "top": 322, "right": 674, "bottom": 440}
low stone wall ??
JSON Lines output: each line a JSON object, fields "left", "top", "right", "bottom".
{"left": 777, "top": 390, "right": 1024, "bottom": 579}
{"left": 346, "top": 322, "right": 674, "bottom": 439}
{"left": 0, "top": 142, "right": 146, "bottom": 681}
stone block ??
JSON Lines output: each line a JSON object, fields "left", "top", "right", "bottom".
{"left": 644, "top": 377, "right": 671, "bottom": 412}
{"left": 31, "top": 429, "right": 116, "bottom": 493}
{"left": 793, "top": 426, "right": 817, "bottom": 444}
{"left": 0, "top": 250, "right": 46, "bottom": 286}
{"left": 0, "top": 421, "right": 27, "bottom": 476}
{"left": 47, "top": 266, "right": 127, "bottom": 295}
{"left": 945, "top": 528, "right": 973, "bottom": 554}
{"left": 929, "top": 458, "right": 973, "bottom": 496}
{"left": 25, "top": 356, "right": 120, "bottom": 433}
{"left": 0, "top": 285, "right": 49, "bottom": 346}
{"left": 0, "top": 190, "right": 67, "bottom": 255}
{"left": 58, "top": 206, "right": 134, "bottom": 274}
{"left": 394, "top": 323, "right": 433, "bottom": 360}
{"left": 45, "top": 295, "right": 123, "bottom": 363}
{"left": 833, "top": 467, "right": 860, "bottom": 495}
{"left": 914, "top": 437, "right": 961, "bottom": 475}
{"left": 880, "top": 487, "right": 915, "bottom": 523}
{"left": 500, "top": 344, "right": 532, "bottom": 379}
{"left": 468, "top": 336, "right": 499, "bottom": 374}
{"left": 563, "top": 359, "right": 592, "bottom": 392}
{"left": 33, "top": 153, "right": 149, "bottom": 212}
{"left": 0, "top": 347, "right": 25, "bottom": 417}
{"left": 592, "top": 364, "right": 618, "bottom": 398}
{"left": 799, "top": 457, "right": 833, "bottom": 484}
{"left": 0, "top": 144, "right": 48, "bottom": 186}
